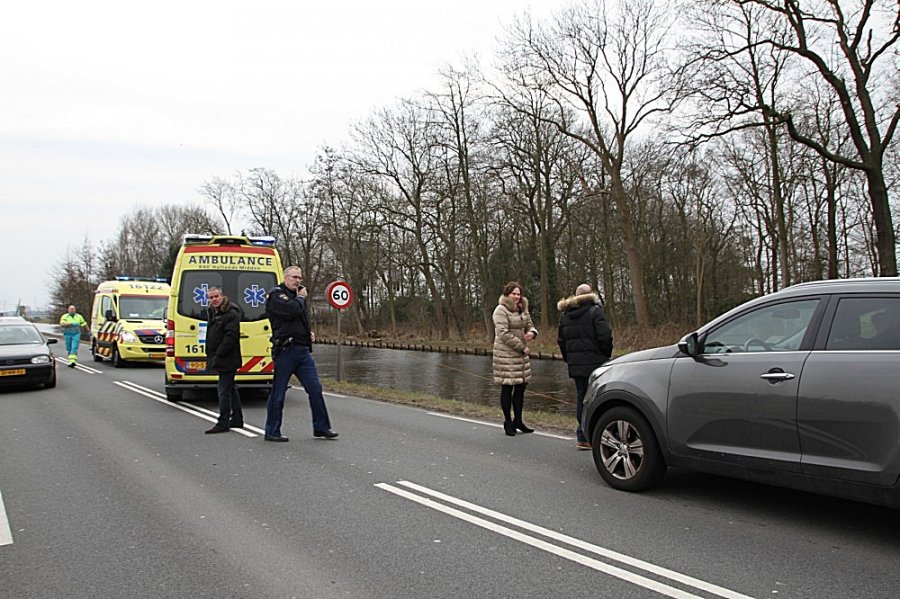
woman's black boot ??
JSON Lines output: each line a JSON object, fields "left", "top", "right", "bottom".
{"left": 514, "top": 421, "right": 534, "bottom": 434}
{"left": 512, "top": 392, "right": 533, "bottom": 433}
{"left": 503, "top": 420, "right": 517, "bottom": 436}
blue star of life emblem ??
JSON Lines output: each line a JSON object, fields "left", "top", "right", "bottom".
{"left": 244, "top": 284, "right": 266, "bottom": 308}
{"left": 193, "top": 284, "right": 209, "bottom": 306}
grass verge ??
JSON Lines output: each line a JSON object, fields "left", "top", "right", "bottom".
{"left": 320, "top": 377, "right": 576, "bottom": 436}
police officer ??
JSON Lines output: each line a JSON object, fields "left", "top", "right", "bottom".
{"left": 263, "top": 266, "right": 338, "bottom": 442}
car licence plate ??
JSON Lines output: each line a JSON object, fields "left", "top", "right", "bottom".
{"left": 186, "top": 361, "right": 206, "bottom": 370}
{"left": 148, "top": 353, "right": 165, "bottom": 359}
{"left": 0, "top": 369, "right": 26, "bottom": 376}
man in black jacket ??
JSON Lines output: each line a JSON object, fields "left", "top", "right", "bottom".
{"left": 263, "top": 266, "right": 337, "bottom": 443}
{"left": 557, "top": 284, "right": 613, "bottom": 450}
{"left": 205, "top": 287, "right": 244, "bottom": 434}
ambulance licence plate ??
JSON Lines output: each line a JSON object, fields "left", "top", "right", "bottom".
{"left": 187, "top": 361, "right": 206, "bottom": 370}
{"left": 149, "top": 353, "right": 165, "bottom": 359}
{"left": 0, "top": 369, "right": 26, "bottom": 376}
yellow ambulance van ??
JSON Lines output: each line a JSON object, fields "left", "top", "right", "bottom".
{"left": 91, "top": 277, "right": 170, "bottom": 367}
{"left": 164, "top": 234, "right": 283, "bottom": 401}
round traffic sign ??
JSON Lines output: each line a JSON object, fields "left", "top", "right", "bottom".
{"left": 325, "top": 281, "right": 353, "bottom": 310}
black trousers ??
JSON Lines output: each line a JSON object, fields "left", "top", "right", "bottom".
{"left": 216, "top": 370, "right": 243, "bottom": 428}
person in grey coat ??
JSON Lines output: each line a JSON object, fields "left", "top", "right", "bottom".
{"left": 557, "top": 284, "right": 612, "bottom": 449}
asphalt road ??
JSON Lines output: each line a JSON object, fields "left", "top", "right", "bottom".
{"left": 1, "top": 344, "right": 898, "bottom": 598}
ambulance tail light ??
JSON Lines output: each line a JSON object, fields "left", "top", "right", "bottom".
{"left": 166, "top": 319, "right": 175, "bottom": 357}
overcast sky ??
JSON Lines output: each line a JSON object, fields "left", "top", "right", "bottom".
{"left": 0, "top": 0, "right": 565, "bottom": 312}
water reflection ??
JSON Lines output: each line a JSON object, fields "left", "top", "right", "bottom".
{"left": 312, "top": 344, "right": 575, "bottom": 414}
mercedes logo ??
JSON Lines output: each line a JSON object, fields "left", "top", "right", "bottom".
{"left": 154, "top": 335, "right": 164, "bottom": 344}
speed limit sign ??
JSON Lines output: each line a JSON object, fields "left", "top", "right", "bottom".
{"left": 325, "top": 281, "right": 353, "bottom": 310}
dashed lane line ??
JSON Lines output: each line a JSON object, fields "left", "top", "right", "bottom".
{"left": 113, "top": 381, "right": 259, "bottom": 437}
{"left": 0, "top": 490, "right": 13, "bottom": 546}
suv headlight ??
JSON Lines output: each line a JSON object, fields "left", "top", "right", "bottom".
{"left": 588, "top": 363, "right": 614, "bottom": 387}
{"left": 31, "top": 355, "right": 50, "bottom": 364}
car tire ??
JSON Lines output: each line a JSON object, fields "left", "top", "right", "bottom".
{"left": 112, "top": 345, "right": 123, "bottom": 368}
{"left": 91, "top": 341, "right": 103, "bottom": 362}
{"left": 592, "top": 406, "right": 666, "bottom": 492}
{"left": 45, "top": 368, "right": 57, "bottom": 389}
{"left": 165, "top": 388, "right": 181, "bottom": 402}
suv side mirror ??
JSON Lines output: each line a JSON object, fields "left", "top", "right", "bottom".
{"left": 104, "top": 309, "right": 118, "bottom": 322}
{"left": 678, "top": 332, "right": 701, "bottom": 356}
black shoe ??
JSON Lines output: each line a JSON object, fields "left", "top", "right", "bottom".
{"left": 229, "top": 422, "right": 244, "bottom": 429}
{"left": 313, "top": 429, "right": 339, "bottom": 439}
{"left": 514, "top": 421, "right": 534, "bottom": 434}
{"left": 205, "top": 426, "right": 229, "bottom": 434}
{"left": 264, "top": 435, "right": 289, "bottom": 442}
{"left": 67, "top": 363, "right": 76, "bottom": 368}
{"left": 503, "top": 421, "right": 516, "bottom": 436}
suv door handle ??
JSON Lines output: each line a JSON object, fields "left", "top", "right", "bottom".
{"left": 760, "top": 372, "right": 795, "bottom": 381}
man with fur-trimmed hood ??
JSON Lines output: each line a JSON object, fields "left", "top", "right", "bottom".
{"left": 557, "top": 284, "right": 613, "bottom": 449}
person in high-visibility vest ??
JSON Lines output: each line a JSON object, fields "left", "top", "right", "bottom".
{"left": 59, "top": 305, "right": 88, "bottom": 368}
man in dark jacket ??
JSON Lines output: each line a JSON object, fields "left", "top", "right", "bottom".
{"left": 204, "top": 287, "right": 244, "bottom": 434}
{"left": 557, "top": 284, "right": 613, "bottom": 449}
{"left": 263, "top": 266, "right": 337, "bottom": 443}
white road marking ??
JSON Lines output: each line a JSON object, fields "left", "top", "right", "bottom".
{"left": 0, "top": 490, "right": 13, "bottom": 546}
{"left": 113, "top": 381, "right": 258, "bottom": 437}
{"left": 178, "top": 400, "right": 266, "bottom": 436}
{"left": 426, "top": 412, "right": 572, "bottom": 440}
{"left": 54, "top": 358, "right": 101, "bottom": 374}
{"left": 376, "top": 481, "right": 755, "bottom": 599}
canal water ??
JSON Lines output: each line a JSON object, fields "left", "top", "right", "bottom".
{"left": 311, "top": 344, "right": 576, "bottom": 414}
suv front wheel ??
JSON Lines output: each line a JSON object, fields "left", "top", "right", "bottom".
{"left": 592, "top": 406, "right": 666, "bottom": 492}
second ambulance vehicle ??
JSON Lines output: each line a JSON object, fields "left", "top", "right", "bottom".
{"left": 91, "top": 277, "right": 170, "bottom": 367}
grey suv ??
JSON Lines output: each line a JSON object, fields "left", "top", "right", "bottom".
{"left": 582, "top": 277, "right": 900, "bottom": 507}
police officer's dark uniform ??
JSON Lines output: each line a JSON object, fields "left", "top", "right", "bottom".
{"left": 263, "top": 280, "right": 337, "bottom": 442}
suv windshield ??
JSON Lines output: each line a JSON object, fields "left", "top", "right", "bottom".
{"left": 177, "top": 270, "right": 277, "bottom": 322}
{"left": 119, "top": 296, "right": 168, "bottom": 319}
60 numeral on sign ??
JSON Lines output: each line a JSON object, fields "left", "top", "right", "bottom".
{"left": 325, "top": 281, "right": 353, "bottom": 310}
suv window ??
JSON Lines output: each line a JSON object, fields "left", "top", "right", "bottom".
{"left": 826, "top": 297, "right": 900, "bottom": 350}
{"left": 703, "top": 299, "right": 819, "bottom": 353}
{"left": 178, "top": 270, "right": 278, "bottom": 322}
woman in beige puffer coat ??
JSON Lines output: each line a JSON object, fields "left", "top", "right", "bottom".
{"left": 492, "top": 281, "right": 538, "bottom": 436}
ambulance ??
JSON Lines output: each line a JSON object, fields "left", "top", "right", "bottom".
{"left": 91, "top": 277, "right": 170, "bottom": 367}
{"left": 164, "top": 234, "right": 283, "bottom": 401}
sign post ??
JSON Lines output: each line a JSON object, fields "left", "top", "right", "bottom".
{"left": 325, "top": 281, "right": 353, "bottom": 381}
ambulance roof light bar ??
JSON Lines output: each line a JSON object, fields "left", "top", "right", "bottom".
{"left": 182, "top": 234, "right": 276, "bottom": 247}
{"left": 183, "top": 234, "right": 214, "bottom": 244}
{"left": 248, "top": 236, "right": 276, "bottom": 246}
{"left": 114, "top": 275, "right": 167, "bottom": 283}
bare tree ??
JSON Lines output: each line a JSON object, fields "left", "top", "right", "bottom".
{"left": 51, "top": 239, "right": 103, "bottom": 321}
{"left": 694, "top": 0, "right": 899, "bottom": 275}
{"left": 351, "top": 100, "right": 450, "bottom": 337}
{"left": 199, "top": 176, "right": 238, "bottom": 235}
{"left": 501, "top": 0, "right": 685, "bottom": 330}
